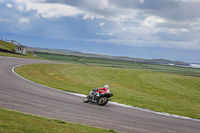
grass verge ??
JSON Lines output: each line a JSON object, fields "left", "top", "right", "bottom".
{"left": 0, "top": 108, "right": 117, "bottom": 133}
{"left": 15, "top": 64, "right": 200, "bottom": 119}
{"left": 0, "top": 40, "right": 36, "bottom": 59}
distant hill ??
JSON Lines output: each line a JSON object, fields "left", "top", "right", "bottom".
{"left": 27, "top": 47, "right": 190, "bottom": 66}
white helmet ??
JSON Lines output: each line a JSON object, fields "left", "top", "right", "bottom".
{"left": 104, "top": 85, "right": 109, "bottom": 89}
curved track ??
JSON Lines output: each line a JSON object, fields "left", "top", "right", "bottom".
{"left": 0, "top": 56, "right": 200, "bottom": 133}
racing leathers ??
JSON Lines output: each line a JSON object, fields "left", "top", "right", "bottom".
{"left": 97, "top": 87, "right": 108, "bottom": 96}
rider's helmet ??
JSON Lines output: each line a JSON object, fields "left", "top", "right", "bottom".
{"left": 104, "top": 85, "right": 109, "bottom": 89}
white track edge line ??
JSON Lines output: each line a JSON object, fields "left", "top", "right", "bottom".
{"left": 12, "top": 64, "right": 200, "bottom": 122}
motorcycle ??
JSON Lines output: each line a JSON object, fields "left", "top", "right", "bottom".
{"left": 83, "top": 88, "right": 113, "bottom": 106}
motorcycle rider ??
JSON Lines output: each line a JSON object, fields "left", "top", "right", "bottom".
{"left": 90, "top": 85, "right": 109, "bottom": 97}
{"left": 96, "top": 85, "right": 109, "bottom": 97}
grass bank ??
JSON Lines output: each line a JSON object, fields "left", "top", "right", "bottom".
{"left": 15, "top": 64, "right": 200, "bottom": 119}
{"left": 0, "top": 108, "right": 117, "bottom": 133}
{"left": 0, "top": 40, "right": 36, "bottom": 59}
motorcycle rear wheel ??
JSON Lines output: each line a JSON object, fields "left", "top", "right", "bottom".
{"left": 98, "top": 97, "right": 108, "bottom": 106}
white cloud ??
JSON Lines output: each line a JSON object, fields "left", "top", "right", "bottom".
{"left": 19, "top": 17, "right": 29, "bottom": 23}
{"left": 179, "top": 28, "right": 189, "bottom": 32}
{"left": 141, "top": 15, "right": 165, "bottom": 28}
{"left": 99, "top": 22, "right": 105, "bottom": 26}
{"left": 6, "top": 3, "right": 12, "bottom": 8}
{"left": 139, "top": 0, "right": 144, "bottom": 4}
{"left": 17, "top": 2, "right": 83, "bottom": 18}
{"left": 37, "top": 4, "right": 82, "bottom": 18}
{"left": 17, "top": 5, "right": 25, "bottom": 12}
{"left": 83, "top": 13, "right": 104, "bottom": 20}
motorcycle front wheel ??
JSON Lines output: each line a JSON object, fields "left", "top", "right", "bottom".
{"left": 98, "top": 97, "right": 108, "bottom": 106}
{"left": 83, "top": 97, "right": 89, "bottom": 103}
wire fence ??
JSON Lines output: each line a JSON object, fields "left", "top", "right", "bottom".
{"left": 1, "top": 36, "right": 22, "bottom": 46}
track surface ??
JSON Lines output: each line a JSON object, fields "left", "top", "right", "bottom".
{"left": 0, "top": 57, "right": 200, "bottom": 133}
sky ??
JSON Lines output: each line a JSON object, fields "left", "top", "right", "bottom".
{"left": 0, "top": 0, "right": 200, "bottom": 63}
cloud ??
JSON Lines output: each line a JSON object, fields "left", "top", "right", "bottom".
{"left": 17, "top": 5, "right": 25, "bottom": 12}
{"left": 2, "top": 0, "right": 200, "bottom": 50}
{"left": 99, "top": 22, "right": 105, "bottom": 26}
{"left": 19, "top": 17, "right": 29, "bottom": 23}
{"left": 14, "top": 0, "right": 139, "bottom": 21}
{"left": 139, "top": 0, "right": 144, "bottom": 4}
{"left": 6, "top": 3, "right": 12, "bottom": 8}
{"left": 30, "top": 3, "right": 82, "bottom": 18}
{"left": 14, "top": 1, "right": 83, "bottom": 18}
{"left": 141, "top": 15, "right": 165, "bottom": 28}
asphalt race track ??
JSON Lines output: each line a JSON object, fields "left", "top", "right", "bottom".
{"left": 0, "top": 56, "right": 200, "bottom": 133}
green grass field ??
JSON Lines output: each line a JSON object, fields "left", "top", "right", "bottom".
{"left": 15, "top": 63, "right": 200, "bottom": 119}
{"left": 36, "top": 52, "right": 200, "bottom": 77}
{"left": 0, "top": 108, "right": 117, "bottom": 133}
